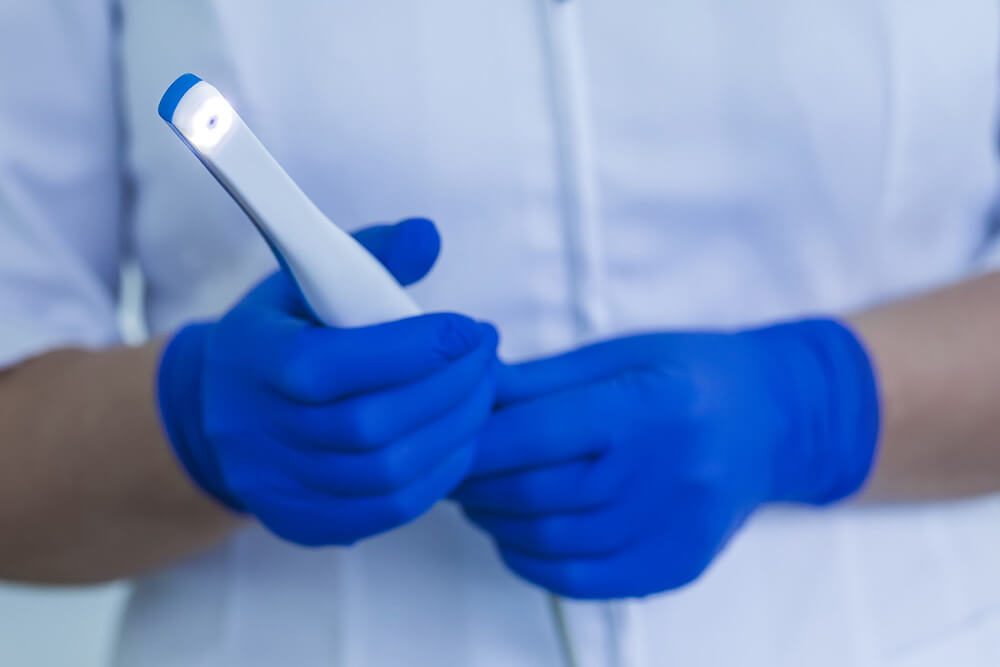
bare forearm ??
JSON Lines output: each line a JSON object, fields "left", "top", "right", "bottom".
{"left": 0, "top": 342, "right": 239, "bottom": 584}
{"left": 850, "top": 272, "right": 1000, "bottom": 500}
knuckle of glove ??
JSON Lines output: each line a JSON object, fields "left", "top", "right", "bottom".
{"left": 508, "top": 475, "right": 549, "bottom": 509}
{"left": 339, "top": 402, "right": 394, "bottom": 450}
{"left": 615, "top": 365, "right": 674, "bottom": 393}
{"left": 363, "top": 448, "right": 415, "bottom": 495}
{"left": 622, "top": 361, "right": 714, "bottom": 418}
{"left": 523, "top": 518, "right": 567, "bottom": 555}
{"left": 432, "top": 314, "right": 493, "bottom": 362}
{"left": 274, "top": 331, "right": 327, "bottom": 400}
{"left": 613, "top": 366, "right": 690, "bottom": 419}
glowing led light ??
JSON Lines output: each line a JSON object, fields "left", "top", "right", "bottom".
{"left": 185, "top": 94, "right": 234, "bottom": 150}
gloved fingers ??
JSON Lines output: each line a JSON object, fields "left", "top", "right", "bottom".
{"left": 468, "top": 368, "right": 692, "bottom": 478}
{"left": 463, "top": 459, "right": 701, "bottom": 561}
{"left": 262, "top": 376, "right": 495, "bottom": 496}
{"left": 496, "top": 334, "right": 677, "bottom": 406}
{"left": 498, "top": 538, "right": 708, "bottom": 599}
{"left": 328, "top": 377, "right": 493, "bottom": 494}
{"left": 464, "top": 503, "right": 642, "bottom": 559}
{"left": 363, "top": 439, "right": 479, "bottom": 534}
{"left": 465, "top": 381, "right": 616, "bottom": 478}
{"left": 274, "top": 326, "right": 498, "bottom": 450}
{"left": 246, "top": 441, "right": 477, "bottom": 546}
{"left": 498, "top": 549, "right": 630, "bottom": 599}
{"left": 270, "top": 314, "right": 496, "bottom": 404}
{"left": 453, "top": 446, "right": 634, "bottom": 516}
{"left": 350, "top": 218, "right": 441, "bottom": 286}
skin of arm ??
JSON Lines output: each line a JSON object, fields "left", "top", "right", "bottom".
{"left": 0, "top": 340, "right": 240, "bottom": 584}
{"left": 852, "top": 271, "right": 1000, "bottom": 500}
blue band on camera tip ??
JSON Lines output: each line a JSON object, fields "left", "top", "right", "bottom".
{"left": 158, "top": 73, "right": 202, "bottom": 123}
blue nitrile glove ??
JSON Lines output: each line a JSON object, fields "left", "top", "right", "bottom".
{"left": 454, "top": 319, "right": 879, "bottom": 598}
{"left": 157, "top": 218, "right": 500, "bottom": 546}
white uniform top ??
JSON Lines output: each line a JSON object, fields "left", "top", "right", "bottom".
{"left": 3, "top": 2, "right": 1000, "bottom": 665}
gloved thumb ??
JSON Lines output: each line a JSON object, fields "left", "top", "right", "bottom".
{"left": 351, "top": 217, "right": 441, "bottom": 286}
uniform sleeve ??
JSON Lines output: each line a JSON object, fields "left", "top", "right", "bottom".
{"left": 0, "top": 2, "right": 124, "bottom": 368}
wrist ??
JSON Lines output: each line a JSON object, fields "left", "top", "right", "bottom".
{"left": 751, "top": 318, "right": 880, "bottom": 505}
{"left": 156, "top": 323, "right": 245, "bottom": 512}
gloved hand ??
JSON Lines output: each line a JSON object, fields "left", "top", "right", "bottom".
{"left": 157, "top": 218, "right": 499, "bottom": 546}
{"left": 454, "top": 320, "right": 879, "bottom": 598}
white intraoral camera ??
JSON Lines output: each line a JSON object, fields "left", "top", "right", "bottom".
{"left": 158, "top": 73, "right": 421, "bottom": 327}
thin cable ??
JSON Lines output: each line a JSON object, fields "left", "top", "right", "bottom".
{"left": 550, "top": 592, "right": 581, "bottom": 667}
{"left": 536, "top": 0, "right": 617, "bottom": 664}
